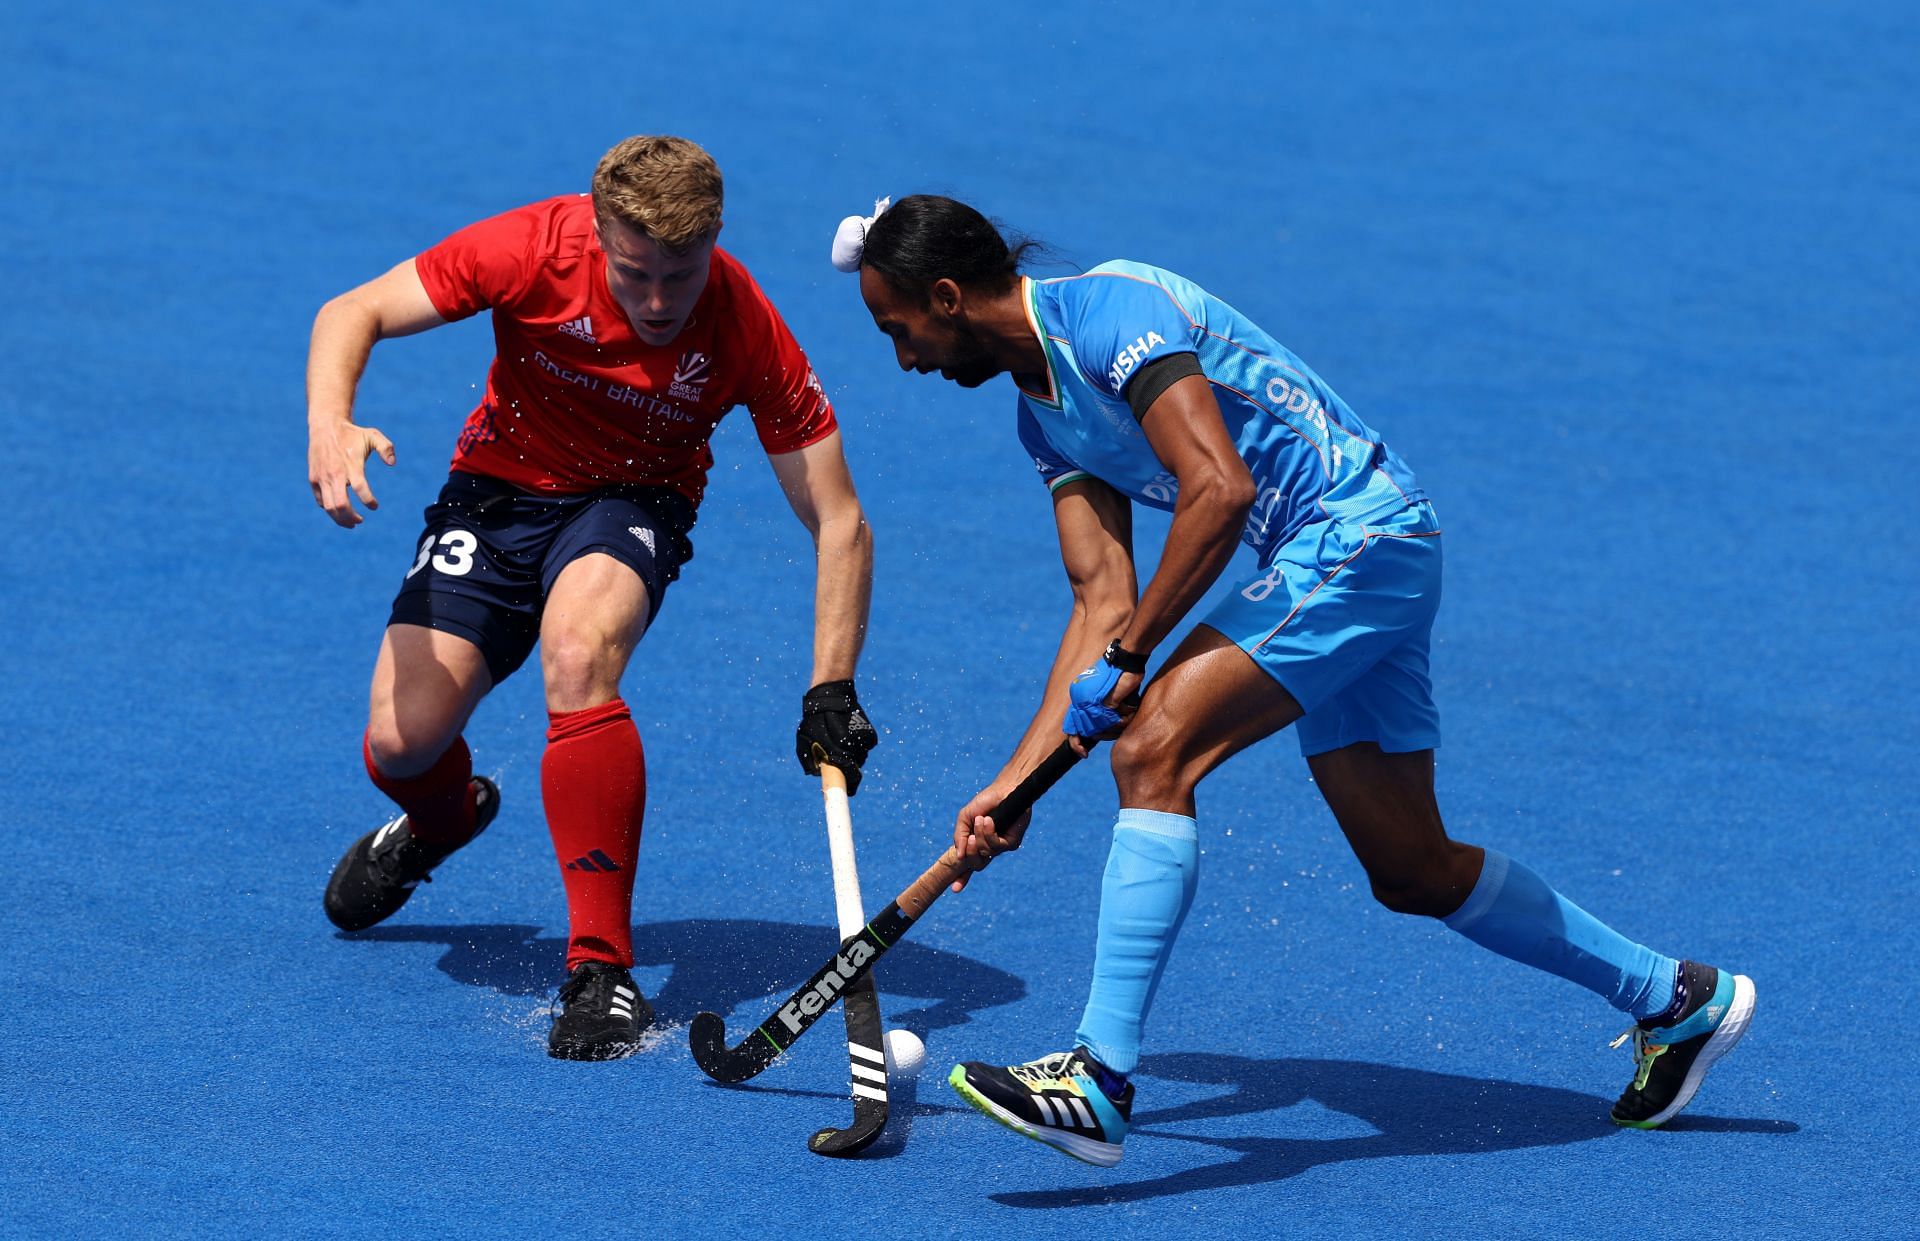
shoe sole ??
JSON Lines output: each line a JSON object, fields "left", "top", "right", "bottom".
{"left": 548, "top": 1012, "right": 652, "bottom": 1062}
{"left": 547, "top": 1038, "right": 643, "bottom": 1062}
{"left": 947, "top": 1064, "right": 1123, "bottom": 1167}
{"left": 1615, "top": 973, "right": 1756, "bottom": 1130}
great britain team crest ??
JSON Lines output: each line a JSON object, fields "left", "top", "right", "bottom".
{"left": 670, "top": 351, "right": 712, "bottom": 402}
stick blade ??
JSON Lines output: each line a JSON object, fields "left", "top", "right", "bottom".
{"left": 688, "top": 1011, "right": 779, "bottom": 1084}
{"left": 808, "top": 976, "right": 890, "bottom": 1156}
{"left": 808, "top": 1094, "right": 889, "bottom": 1156}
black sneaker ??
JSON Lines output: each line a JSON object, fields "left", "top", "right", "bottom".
{"left": 323, "top": 775, "right": 499, "bottom": 932}
{"left": 949, "top": 1048, "right": 1134, "bottom": 1167}
{"left": 548, "top": 961, "right": 653, "bottom": 1061}
{"left": 1611, "top": 961, "right": 1756, "bottom": 1128}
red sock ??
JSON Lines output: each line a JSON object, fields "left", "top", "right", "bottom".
{"left": 363, "top": 731, "right": 477, "bottom": 848}
{"left": 542, "top": 699, "right": 645, "bottom": 970}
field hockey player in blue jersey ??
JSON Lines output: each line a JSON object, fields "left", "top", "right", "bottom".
{"left": 830, "top": 195, "right": 1755, "bottom": 1167}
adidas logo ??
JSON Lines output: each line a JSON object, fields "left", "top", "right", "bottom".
{"left": 628, "top": 525, "right": 655, "bottom": 554}
{"left": 1033, "top": 1092, "right": 1098, "bottom": 1130}
{"left": 850, "top": 1040, "right": 887, "bottom": 1100}
{"left": 1706, "top": 1004, "right": 1725, "bottom": 1023}
{"left": 610, "top": 983, "right": 637, "bottom": 1023}
{"left": 565, "top": 849, "right": 623, "bottom": 873}
{"left": 558, "top": 316, "right": 596, "bottom": 344}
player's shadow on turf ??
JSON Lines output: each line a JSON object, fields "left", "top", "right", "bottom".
{"left": 342, "top": 919, "right": 1024, "bottom": 1033}
{"left": 994, "top": 1052, "right": 1799, "bottom": 1208}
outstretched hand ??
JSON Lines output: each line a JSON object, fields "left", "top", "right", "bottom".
{"left": 309, "top": 421, "right": 396, "bottom": 528}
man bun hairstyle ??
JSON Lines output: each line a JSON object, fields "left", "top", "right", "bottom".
{"left": 861, "top": 195, "right": 1042, "bottom": 304}
{"left": 592, "top": 136, "right": 724, "bottom": 255}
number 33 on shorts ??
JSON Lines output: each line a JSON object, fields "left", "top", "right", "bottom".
{"left": 406, "top": 529, "right": 480, "bottom": 579}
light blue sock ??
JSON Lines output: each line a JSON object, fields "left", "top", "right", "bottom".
{"left": 1073, "top": 809, "right": 1200, "bottom": 1076}
{"left": 1443, "top": 849, "right": 1678, "bottom": 1020}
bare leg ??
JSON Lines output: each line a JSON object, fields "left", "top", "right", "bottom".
{"left": 539, "top": 552, "right": 652, "bottom": 711}
{"left": 1310, "top": 742, "right": 1680, "bottom": 1022}
{"left": 366, "top": 623, "right": 492, "bottom": 777}
{"left": 1109, "top": 625, "right": 1305, "bottom": 813}
{"left": 1304, "top": 744, "right": 1483, "bottom": 917}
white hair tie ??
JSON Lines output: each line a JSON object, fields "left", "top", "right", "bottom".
{"left": 830, "top": 196, "right": 892, "bottom": 273}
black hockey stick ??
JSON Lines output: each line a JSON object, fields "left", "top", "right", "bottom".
{"left": 691, "top": 740, "right": 1085, "bottom": 1084}
{"left": 810, "top": 975, "right": 887, "bottom": 1154}
{"left": 808, "top": 764, "right": 889, "bottom": 1156}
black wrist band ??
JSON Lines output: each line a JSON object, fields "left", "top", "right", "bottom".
{"left": 1103, "top": 640, "right": 1147, "bottom": 675}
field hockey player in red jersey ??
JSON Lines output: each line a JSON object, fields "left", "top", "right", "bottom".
{"left": 307, "top": 137, "right": 877, "bottom": 1060}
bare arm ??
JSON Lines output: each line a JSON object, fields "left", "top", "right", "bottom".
{"left": 948, "top": 475, "right": 1137, "bottom": 888}
{"left": 999, "top": 476, "right": 1138, "bottom": 783}
{"left": 1120, "top": 372, "right": 1257, "bottom": 655}
{"left": 306, "top": 259, "right": 449, "bottom": 527}
{"left": 767, "top": 430, "right": 873, "bottom": 686}
{"left": 948, "top": 376, "right": 1254, "bottom": 887}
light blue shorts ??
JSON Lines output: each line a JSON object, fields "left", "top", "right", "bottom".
{"left": 1203, "top": 501, "right": 1443, "bottom": 757}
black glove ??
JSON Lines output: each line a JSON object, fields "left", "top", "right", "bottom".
{"left": 796, "top": 679, "right": 879, "bottom": 794}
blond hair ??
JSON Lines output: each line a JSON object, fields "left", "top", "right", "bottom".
{"left": 591, "top": 136, "right": 724, "bottom": 253}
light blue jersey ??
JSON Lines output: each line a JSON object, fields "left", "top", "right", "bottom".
{"left": 1013, "top": 260, "right": 1443, "bottom": 758}
{"left": 1014, "top": 262, "right": 1423, "bottom": 560}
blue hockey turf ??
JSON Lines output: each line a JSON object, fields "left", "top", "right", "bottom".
{"left": 4, "top": 3, "right": 1916, "bottom": 1236}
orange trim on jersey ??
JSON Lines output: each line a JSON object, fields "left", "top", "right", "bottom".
{"left": 1209, "top": 376, "right": 1342, "bottom": 480}
{"left": 1207, "top": 375, "right": 1407, "bottom": 515}
{"left": 1015, "top": 277, "right": 1062, "bottom": 407}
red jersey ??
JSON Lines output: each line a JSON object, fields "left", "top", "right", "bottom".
{"left": 413, "top": 194, "right": 837, "bottom": 503}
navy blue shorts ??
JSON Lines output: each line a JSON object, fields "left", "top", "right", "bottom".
{"left": 388, "top": 471, "right": 696, "bottom": 685}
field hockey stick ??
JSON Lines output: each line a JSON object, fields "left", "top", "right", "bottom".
{"left": 807, "top": 763, "right": 889, "bottom": 1157}
{"left": 690, "top": 739, "right": 1086, "bottom": 1084}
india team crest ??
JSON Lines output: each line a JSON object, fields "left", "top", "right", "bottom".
{"left": 670, "top": 350, "right": 712, "bottom": 402}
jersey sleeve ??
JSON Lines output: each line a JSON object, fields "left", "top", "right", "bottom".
{"left": 1062, "top": 271, "right": 1201, "bottom": 401}
{"left": 729, "top": 267, "right": 839, "bottom": 455}
{"left": 1016, "top": 398, "right": 1090, "bottom": 493}
{"left": 413, "top": 203, "right": 544, "bottom": 322}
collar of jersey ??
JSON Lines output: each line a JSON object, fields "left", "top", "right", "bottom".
{"left": 1014, "top": 276, "right": 1064, "bottom": 409}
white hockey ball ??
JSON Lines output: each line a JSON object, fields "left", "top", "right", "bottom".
{"left": 883, "top": 1028, "right": 926, "bottom": 1076}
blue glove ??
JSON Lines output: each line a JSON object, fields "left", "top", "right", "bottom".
{"left": 1063, "top": 655, "right": 1126, "bottom": 738}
